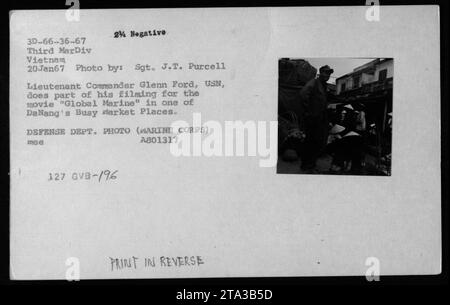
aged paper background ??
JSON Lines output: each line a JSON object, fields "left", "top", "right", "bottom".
{"left": 10, "top": 6, "right": 441, "bottom": 279}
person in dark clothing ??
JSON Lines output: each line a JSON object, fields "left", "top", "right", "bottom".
{"left": 327, "top": 130, "right": 364, "bottom": 174}
{"left": 299, "top": 65, "right": 334, "bottom": 171}
{"left": 342, "top": 104, "right": 358, "bottom": 131}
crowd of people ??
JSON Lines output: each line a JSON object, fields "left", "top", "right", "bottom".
{"left": 325, "top": 103, "right": 368, "bottom": 173}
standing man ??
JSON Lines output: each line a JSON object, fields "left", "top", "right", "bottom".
{"left": 299, "top": 65, "right": 334, "bottom": 171}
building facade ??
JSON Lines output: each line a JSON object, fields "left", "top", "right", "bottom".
{"left": 336, "top": 58, "right": 393, "bottom": 96}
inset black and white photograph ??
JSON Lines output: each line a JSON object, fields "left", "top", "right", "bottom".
{"left": 278, "top": 58, "right": 393, "bottom": 175}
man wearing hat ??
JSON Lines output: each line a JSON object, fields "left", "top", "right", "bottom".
{"left": 299, "top": 64, "right": 334, "bottom": 171}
